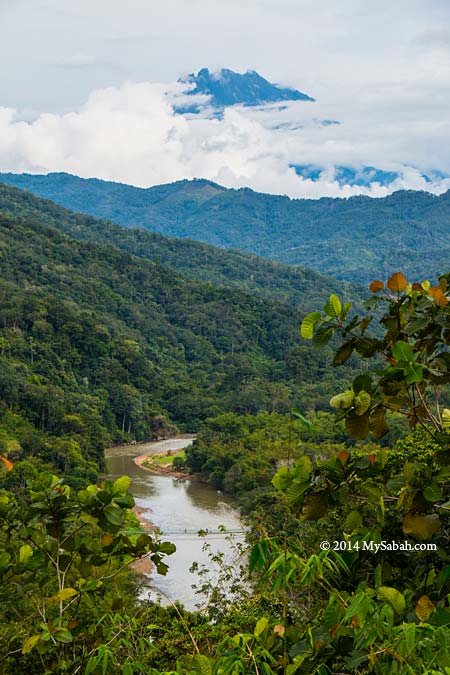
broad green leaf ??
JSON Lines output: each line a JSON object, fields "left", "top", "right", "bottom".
{"left": 344, "top": 510, "right": 362, "bottom": 533}
{"left": 112, "top": 475, "right": 131, "bottom": 496}
{"left": 301, "top": 493, "right": 328, "bottom": 520}
{"left": 344, "top": 592, "right": 370, "bottom": 620}
{"left": 369, "top": 408, "right": 389, "bottom": 439}
{"left": 80, "top": 512, "right": 98, "bottom": 525}
{"left": 191, "top": 655, "right": 212, "bottom": 675}
{"left": 342, "top": 301, "right": 352, "bottom": 320}
{"left": 158, "top": 541, "right": 176, "bottom": 555}
{"left": 19, "top": 544, "right": 33, "bottom": 564}
{"left": 324, "top": 294, "right": 342, "bottom": 318}
{"left": 286, "top": 482, "right": 309, "bottom": 507}
{"left": 323, "top": 603, "right": 341, "bottom": 630}
{"left": 361, "top": 484, "right": 383, "bottom": 505}
{"left": 403, "top": 623, "right": 416, "bottom": 656}
{"left": 272, "top": 466, "right": 290, "bottom": 491}
{"left": 346, "top": 413, "right": 369, "bottom": 440}
{"left": 54, "top": 628, "right": 73, "bottom": 643}
{"left": 404, "top": 317, "right": 430, "bottom": 335}
{"left": 103, "top": 505, "right": 123, "bottom": 526}
{"left": 292, "top": 456, "right": 312, "bottom": 481}
{"left": 312, "top": 326, "right": 334, "bottom": 347}
{"left": 423, "top": 482, "right": 443, "bottom": 502}
{"left": 392, "top": 340, "right": 414, "bottom": 362}
{"left": 403, "top": 513, "right": 440, "bottom": 541}
{"left": 332, "top": 341, "right": 355, "bottom": 366}
{"left": 403, "top": 462, "right": 416, "bottom": 482}
{"left": 330, "top": 390, "right": 354, "bottom": 410}
{"left": 254, "top": 617, "right": 269, "bottom": 637}
{"left": 352, "top": 373, "right": 372, "bottom": 394}
{"left": 354, "top": 390, "right": 371, "bottom": 416}
{"left": 430, "top": 607, "right": 450, "bottom": 626}
{"left": 300, "top": 311, "right": 322, "bottom": 339}
{"left": 377, "top": 586, "right": 405, "bottom": 615}
{"left": 404, "top": 362, "right": 423, "bottom": 384}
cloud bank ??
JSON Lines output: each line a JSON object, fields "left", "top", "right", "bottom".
{"left": 1, "top": 77, "right": 450, "bottom": 199}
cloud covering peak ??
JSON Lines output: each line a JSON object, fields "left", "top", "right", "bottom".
{"left": 1, "top": 71, "right": 450, "bottom": 199}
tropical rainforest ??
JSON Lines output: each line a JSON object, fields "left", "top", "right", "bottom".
{"left": 2, "top": 171, "right": 450, "bottom": 282}
{"left": 0, "top": 181, "right": 449, "bottom": 674}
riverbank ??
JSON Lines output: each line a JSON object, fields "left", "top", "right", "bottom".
{"left": 133, "top": 451, "right": 200, "bottom": 481}
{"left": 131, "top": 507, "right": 156, "bottom": 574}
{"left": 131, "top": 434, "right": 198, "bottom": 480}
{"left": 105, "top": 434, "right": 242, "bottom": 609}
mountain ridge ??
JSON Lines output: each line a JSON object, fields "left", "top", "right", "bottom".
{"left": 1, "top": 172, "right": 450, "bottom": 282}
{"left": 0, "top": 180, "right": 358, "bottom": 311}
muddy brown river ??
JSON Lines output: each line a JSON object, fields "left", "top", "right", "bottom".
{"left": 105, "top": 437, "right": 243, "bottom": 610}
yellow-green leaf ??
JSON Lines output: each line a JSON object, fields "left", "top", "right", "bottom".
{"left": 403, "top": 514, "right": 440, "bottom": 541}
{"left": 377, "top": 586, "right": 405, "bottom": 615}
{"left": 442, "top": 408, "right": 450, "bottom": 429}
{"left": 416, "top": 595, "right": 435, "bottom": 622}
{"left": 49, "top": 588, "right": 78, "bottom": 603}
{"left": 19, "top": 544, "right": 33, "bottom": 564}
{"left": 22, "top": 635, "right": 41, "bottom": 654}
{"left": 354, "top": 390, "right": 371, "bottom": 416}
{"left": 300, "top": 311, "right": 322, "bottom": 339}
{"left": 330, "top": 390, "right": 354, "bottom": 410}
{"left": 112, "top": 475, "right": 131, "bottom": 496}
{"left": 324, "top": 294, "right": 342, "bottom": 318}
{"left": 254, "top": 617, "right": 269, "bottom": 637}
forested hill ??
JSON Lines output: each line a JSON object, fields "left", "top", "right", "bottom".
{"left": 0, "top": 182, "right": 358, "bottom": 310}
{"left": 0, "top": 197, "right": 355, "bottom": 481}
{"left": 2, "top": 172, "right": 450, "bottom": 282}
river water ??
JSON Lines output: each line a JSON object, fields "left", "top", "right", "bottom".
{"left": 105, "top": 437, "right": 243, "bottom": 610}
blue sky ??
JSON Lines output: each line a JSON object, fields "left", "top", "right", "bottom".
{"left": 1, "top": 0, "right": 450, "bottom": 197}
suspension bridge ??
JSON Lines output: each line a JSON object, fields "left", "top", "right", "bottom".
{"left": 122, "top": 528, "right": 249, "bottom": 537}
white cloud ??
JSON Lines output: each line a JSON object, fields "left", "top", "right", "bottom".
{"left": 11, "top": 77, "right": 450, "bottom": 200}
{"left": 0, "top": 0, "right": 450, "bottom": 198}
{"left": 2, "top": 77, "right": 450, "bottom": 199}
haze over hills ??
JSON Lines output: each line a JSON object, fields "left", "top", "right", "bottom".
{"left": 2, "top": 172, "right": 450, "bottom": 283}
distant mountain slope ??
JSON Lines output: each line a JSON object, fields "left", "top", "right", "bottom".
{"left": 0, "top": 191, "right": 359, "bottom": 455}
{"left": 2, "top": 172, "right": 449, "bottom": 282}
{"left": 0, "top": 181, "right": 358, "bottom": 311}
{"left": 179, "top": 68, "right": 314, "bottom": 108}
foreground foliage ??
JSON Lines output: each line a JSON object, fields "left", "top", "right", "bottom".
{"left": 0, "top": 474, "right": 175, "bottom": 673}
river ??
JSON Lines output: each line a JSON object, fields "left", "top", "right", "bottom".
{"left": 105, "top": 437, "right": 244, "bottom": 610}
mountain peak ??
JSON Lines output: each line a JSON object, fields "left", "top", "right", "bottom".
{"left": 179, "top": 67, "right": 315, "bottom": 109}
